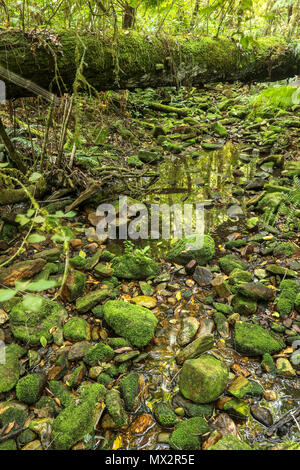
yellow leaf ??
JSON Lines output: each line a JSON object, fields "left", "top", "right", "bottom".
{"left": 112, "top": 434, "right": 122, "bottom": 450}
{"left": 176, "top": 291, "right": 181, "bottom": 301}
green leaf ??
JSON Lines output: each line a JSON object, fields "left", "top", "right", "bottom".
{"left": 26, "top": 209, "right": 35, "bottom": 217}
{"left": 15, "top": 213, "right": 30, "bottom": 226}
{"left": 0, "top": 289, "right": 17, "bottom": 302}
{"left": 40, "top": 336, "right": 47, "bottom": 348}
{"left": 27, "top": 233, "right": 46, "bottom": 243}
{"left": 29, "top": 172, "right": 42, "bottom": 182}
{"left": 0, "top": 162, "right": 9, "bottom": 168}
{"left": 24, "top": 279, "right": 57, "bottom": 292}
{"left": 33, "top": 215, "right": 45, "bottom": 224}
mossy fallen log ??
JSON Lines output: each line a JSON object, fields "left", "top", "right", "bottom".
{"left": 0, "top": 31, "right": 299, "bottom": 99}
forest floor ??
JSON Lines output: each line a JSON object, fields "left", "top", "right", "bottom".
{"left": 0, "top": 79, "right": 300, "bottom": 450}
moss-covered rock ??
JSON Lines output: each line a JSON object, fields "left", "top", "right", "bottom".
{"left": 179, "top": 354, "right": 228, "bottom": 404}
{"left": 0, "top": 439, "right": 17, "bottom": 450}
{"left": 232, "top": 295, "right": 257, "bottom": 315}
{"left": 103, "top": 300, "right": 158, "bottom": 348}
{"left": 261, "top": 353, "right": 276, "bottom": 373}
{"left": 61, "top": 270, "right": 86, "bottom": 302}
{"left": 236, "top": 282, "right": 275, "bottom": 301}
{"left": 273, "top": 242, "right": 296, "bottom": 258}
{"left": 276, "top": 279, "right": 299, "bottom": 317}
{"left": 83, "top": 342, "right": 114, "bottom": 366}
{"left": 208, "top": 433, "right": 252, "bottom": 450}
{"left": 169, "top": 417, "right": 210, "bottom": 450}
{"left": 52, "top": 383, "right": 105, "bottom": 449}
{"left": 257, "top": 192, "right": 285, "bottom": 212}
{"left": 171, "top": 394, "right": 213, "bottom": 418}
{"left": 105, "top": 389, "right": 127, "bottom": 426}
{"left": 9, "top": 297, "right": 67, "bottom": 346}
{"left": 234, "top": 321, "right": 285, "bottom": 356}
{"left": 0, "top": 343, "right": 26, "bottom": 393}
{"left": 153, "top": 402, "right": 178, "bottom": 428}
{"left": 112, "top": 253, "right": 159, "bottom": 280}
{"left": 219, "top": 255, "right": 248, "bottom": 275}
{"left": 76, "top": 288, "right": 114, "bottom": 313}
{"left": 49, "top": 380, "right": 74, "bottom": 408}
{"left": 228, "top": 269, "right": 252, "bottom": 285}
{"left": 0, "top": 405, "right": 28, "bottom": 431}
{"left": 228, "top": 376, "right": 264, "bottom": 398}
{"left": 166, "top": 234, "right": 215, "bottom": 266}
{"left": 119, "top": 372, "right": 140, "bottom": 411}
{"left": 295, "top": 293, "right": 300, "bottom": 312}
{"left": 16, "top": 373, "right": 46, "bottom": 404}
{"left": 63, "top": 317, "right": 90, "bottom": 342}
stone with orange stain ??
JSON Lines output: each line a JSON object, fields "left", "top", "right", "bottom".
{"left": 131, "top": 414, "right": 155, "bottom": 434}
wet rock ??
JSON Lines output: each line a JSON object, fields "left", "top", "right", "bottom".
{"left": 171, "top": 393, "right": 213, "bottom": 418}
{"left": 217, "top": 397, "right": 250, "bottom": 419}
{"left": 213, "top": 312, "right": 230, "bottom": 338}
{"left": 0, "top": 258, "right": 46, "bottom": 286}
{"left": 176, "top": 334, "right": 214, "bottom": 364}
{"left": 276, "top": 358, "right": 296, "bottom": 377}
{"left": 234, "top": 322, "right": 285, "bottom": 356}
{"left": 9, "top": 297, "right": 67, "bottom": 346}
{"left": 22, "top": 440, "right": 43, "bottom": 450}
{"left": 76, "top": 288, "right": 113, "bottom": 313}
{"left": 169, "top": 417, "right": 210, "bottom": 450}
{"left": 185, "top": 259, "right": 197, "bottom": 274}
{"left": 237, "top": 282, "right": 276, "bottom": 301}
{"left": 227, "top": 204, "right": 243, "bottom": 218}
{"left": 261, "top": 353, "right": 276, "bottom": 373}
{"left": 68, "top": 341, "right": 92, "bottom": 361}
{"left": 193, "top": 266, "right": 213, "bottom": 286}
{"left": 251, "top": 404, "right": 273, "bottom": 427}
{"left": 228, "top": 376, "right": 264, "bottom": 398}
{"left": 0, "top": 308, "right": 9, "bottom": 325}
{"left": 61, "top": 270, "right": 86, "bottom": 302}
{"left": 166, "top": 234, "right": 215, "bottom": 266}
{"left": 179, "top": 354, "right": 228, "bottom": 403}
{"left": 157, "top": 432, "right": 170, "bottom": 444}
{"left": 106, "top": 389, "right": 127, "bottom": 426}
{"left": 103, "top": 300, "right": 158, "bottom": 348}
{"left": 264, "top": 390, "right": 277, "bottom": 401}
{"left": 177, "top": 317, "right": 200, "bottom": 346}
{"left": 197, "top": 318, "right": 214, "bottom": 337}
{"left": 232, "top": 295, "right": 257, "bottom": 315}
{"left": 131, "top": 295, "right": 157, "bottom": 309}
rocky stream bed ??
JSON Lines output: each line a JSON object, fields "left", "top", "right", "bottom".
{"left": 0, "top": 80, "right": 299, "bottom": 451}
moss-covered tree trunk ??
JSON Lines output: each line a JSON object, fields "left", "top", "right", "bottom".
{"left": 0, "top": 30, "right": 299, "bottom": 99}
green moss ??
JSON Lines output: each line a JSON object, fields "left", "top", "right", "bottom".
{"left": 208, "top": 433, "right": 252, "bottom": 450}
{"left": 261, "top": 353, "right": 276, "bottom": 373}
{"left": 169, "top": 417, "right": 210, "bottom": 450}
{"left": 106, "top": 364, "right": 119, "bottom": 378}
{"left": 103, "top": 300, "right": 158, "bottom": 347}
{"left": 0, "top": 406, "right": 28, "bottom": 429}
{"left": 234, "top": 321, "right": 285, "bottom": 356}
{"left": 9, "top": 297, "right": 67, "bottom": 346}
{"left": 112, "top": 253, "right": 159, "bottom": 280}
{"left": 179, "top": 354, "right": 228, "bottom": 404}
{"left": 0, "top": 439, "right": 17, "bottom": 450}
{"left": 17, "top": 429, "right": 36, "bottom": 446}
{"left": 273, "top": 242, "right": 296, "bottom": 257}
{"left": 232, "top": 294, "right": 257, "bottom": 315}
{"left": 16, "top": 373, "right": 46, "bottom": 405}
{"left": 63, "top": 317, "right": 90, "bottom": 342}
{"left": 276, "top": 279, "right": 299, "bottom": 317}
{"left": 49, "top": 380, "right": 74, "bottom": 407}
{"left": 105, "top": 389, "right": 127, "bottom": 426}
{"left": 119, "top": 372, "right": 140, "bottom": 411}
{"left": 228, "top": 268, "right": 252, "bottom": 285}
{"left": 228, "top": 376, "right": 264, "bottom": 399}
{"left": 219, "top": 255, "right": 248, "bottom": 274}
{"left": 295, "top": 293, "right": 300, "bottom": 312}
{"left": 53, "top": 383, "right": 105, "bottom": 450}
{"left": 153, "top": 402, "right": 178, "bottom": 428}
{"left": 83, "top": 342, "right": 114, "bottom": 366}
{"left": 128, "top": 155, "right": 144, "bottom": 168}
{"left": 212, "top": 302, "right": 233, "bottom": 315}
{"left": 76, "top": 288, "right": 113, "bottom": 313}
{"left": 62, "top": 270, "right": 86, "bottom": 302}
{"left": 70, "top": 255, "right": 86, "bottom": 269}
{"left": 107, "top": 337, "right": 132, "bottom": 349}
{"left": 97, "top": 373, "right": 113, "bottom": 386}
{"left": 68, "top": 363, "right": 86, "bottom": 389}
{"left": 166, "top": 234, "right": 215, "bottom": 266}
{"left": 35, "top": 396, "right": 60, "bottom": 417}
{"left": 0, "top": 343, "right": 26, "bottom": 393}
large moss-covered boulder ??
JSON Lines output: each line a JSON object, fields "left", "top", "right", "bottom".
{"left": 0, "top": 344, "right": 26, "bottom": 393}
{"left": 166, "top": 234, "right": 215, "bottom": 266}
{"left": 119, "top": 372, "right": 140, "bottom": 411}
{"left": 234, "top": 321, "right": 285, "bottom": 356}
{"left": 179, "top": 354, "right": 228, "bottom": 404}
{"left": 52, "top": 383, "right": 105, "bottom": 450}
{"left": 103, "top": 300, "right": 158, "bottom": 347}
{"left": 9, "top": 298, "right": 67, "bottom": 346}
{"left": 208, "top": 433, "right": 252, "bottom": 450}
{"left": 169, "top": 417, "right": 211, "bottom": 450}
{"left": 16, "top": 373, "right": 46, "bottom": 404}
{"left": 112, "top": 254, "right": 159, "bottom": 280}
